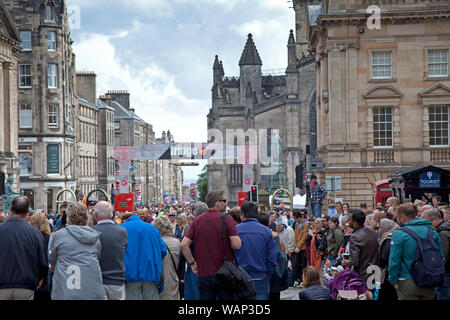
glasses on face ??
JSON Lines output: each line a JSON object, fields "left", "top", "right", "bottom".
{"left": 217, "top": 199, "right": 227, "bottom": 203}
{"left": 169, "top": 215, "right": 175, "bottom": 217}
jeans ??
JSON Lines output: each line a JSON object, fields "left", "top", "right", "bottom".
{"left": 312, "top": 203, "right": 323, "bottom": 219}
{"left": 253, "top": 277, "right": 270, "bottom": 300}
{"left": 198, "top": 275, "right": 233, "bottom": 300}
{"left": 435, "top": 276, "right": 450, "bottom": 300}
{"left": 184, "top": 269, "right": 200, "bottom": 300}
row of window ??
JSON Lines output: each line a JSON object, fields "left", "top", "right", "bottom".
{"left": 19, "top": 104, "right": 58, "bottom": 129}
{"left": 80, "top": 105, "right": 98, "bottom": 121}
{"left": 371, "top": 49, "right": 449, "bottom": 79}
{"left": 79, "top": 156, "right": 97, "bottom": 177}
{"left": 372, "top": 104, "right": 450, "bottom": 148}
{"left": 19, "top": 63, "right": 57, "bottom": 89}
{"left": 79, "top": 121, "right": 97, "bottom": 145}
{"left": 20, "top": 31, "right": 57, "bottom": 52}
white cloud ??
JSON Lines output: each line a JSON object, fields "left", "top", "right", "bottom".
{"left": 68, "top": 0, "right": 173, "bottom": 17}
{"left": 73, "top": 31, "right": 209, "bottom": 144}
{"left": 228, "top": 17, "right": 293, "bottom": 71}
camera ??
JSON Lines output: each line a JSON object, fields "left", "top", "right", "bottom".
{"left": 335, "top": 256, "right": 344, "bottom": 267}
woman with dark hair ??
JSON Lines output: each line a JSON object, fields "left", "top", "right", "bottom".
{"left": 298, "top": 266, "right": 331, "bottom": 300}
{"left": 326, "top": 217, "right": 344, "bottom": 267}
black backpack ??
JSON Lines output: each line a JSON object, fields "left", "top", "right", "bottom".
{"left": 399, "top": 226, "right": 445, "bottom": 288}
{"left": 215, "top": 212, "right": 256, "bottom": 300}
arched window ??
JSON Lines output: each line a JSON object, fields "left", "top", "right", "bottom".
{"left": 45, "top": 0, "right": 56, "bottom": 22}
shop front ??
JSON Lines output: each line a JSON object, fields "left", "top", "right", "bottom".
{"left": 389, "top": 165, "right": 450, "bottom": 204}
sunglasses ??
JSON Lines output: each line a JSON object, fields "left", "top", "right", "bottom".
{"left": 217, "top": 199, "right": 227, "bottom": 203}
{"left": 169, "top": 215, "right": 176, "bottom": 217}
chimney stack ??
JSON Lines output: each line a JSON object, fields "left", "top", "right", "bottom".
{"left": 76, "top": 71, "right": 97, "bottom": 105}
{"left": 105, "top": 90, "right": 130, "bottom": 110}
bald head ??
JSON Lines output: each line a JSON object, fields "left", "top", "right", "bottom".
{"left": 93, "top": 201, "right": 113, "bottom": 221}
{"left": 11, "top": 196, "right": 30, "bottom": 216}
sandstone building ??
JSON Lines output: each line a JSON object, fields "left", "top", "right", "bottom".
{"left": 0, "top": 1, "right": 21, "bottom": 205}
{"left": 154, "top": 130, "right": 183, "bottom": 204}
{"left": 7, "top": 0, "right": 78, "bottom": 212}
{"left": 310, "top": 0, "right": 450, "bottom": 208}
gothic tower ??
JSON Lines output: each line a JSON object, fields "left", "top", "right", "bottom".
{"left": 239, "top": 34, "right": 262, "bottom": 107}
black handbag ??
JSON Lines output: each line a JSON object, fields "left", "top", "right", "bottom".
{"left": 216, "top": 212, "right": 256, "bottom": 300}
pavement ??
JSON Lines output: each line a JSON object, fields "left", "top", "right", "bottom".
{"left": 280, "top": 286, "right": 301, "bottom": 300}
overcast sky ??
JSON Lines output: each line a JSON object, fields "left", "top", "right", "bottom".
{"left": 68, "top": 0, "right": 295, "bottom": 183}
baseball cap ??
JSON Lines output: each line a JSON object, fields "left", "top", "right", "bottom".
{"left": 331, "top": 266, "right": 344, "bottom": 273}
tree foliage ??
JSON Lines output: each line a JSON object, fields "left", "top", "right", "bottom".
{"left": 196, "top": 165, "right": 208, "bottom": 202}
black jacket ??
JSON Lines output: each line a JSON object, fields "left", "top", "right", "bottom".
{"left": 0, "top": 217, "right": 48, "bottom": 290}
{"left": 298, "top": 285, "right": 331, "bottom": 300}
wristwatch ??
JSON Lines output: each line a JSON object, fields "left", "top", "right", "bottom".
{"left": 189, "top": 260, "right": 196, "bottom": 266}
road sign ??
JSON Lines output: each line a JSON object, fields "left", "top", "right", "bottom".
{"left": 238, "top": 192, "right": 248, "bottom": 206}
{"left": 304, "top": 172, "right": 313, "bottom": 183}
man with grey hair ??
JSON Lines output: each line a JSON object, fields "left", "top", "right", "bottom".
{"left": 423, "top": 208, "right": 450, "bottom": 300}
{"left": 419, "top": 205, "right": 433, "bottom": 218}
{"left": 92, "top": 201, "right": 128, "bottom": 300}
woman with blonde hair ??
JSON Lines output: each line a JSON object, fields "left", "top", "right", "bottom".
{"left": 29, "top": 212, "right": 51, "bottom": 301}
{"left": 153, "top": 215, "right": 180, "bottom": 300}
{"left": 48, "top": 202, "right": 106, "bottom": 300}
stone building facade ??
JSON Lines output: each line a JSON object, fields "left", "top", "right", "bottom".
{"left": 207, "top": 4, "right": 319, "bottom": 206}
{"left": 0, "top": 1, "right": 21, "bottom": 207}
{"left": 7, "top": 0, "right": 78, "bottom": 212}
{"left": 100, "top": 90, "right": 156, "bottom": 204}
{"left": 96, "top": 98, "right": 116, "bottom": 200}
{"left": 310, "top": 0, "right": 450, "bottom": 208}
{"left": 75, "top": 72, "right": 99, "bottom": 199}
{"left": 154, "top": 130, "right": 183, "bottom": 204}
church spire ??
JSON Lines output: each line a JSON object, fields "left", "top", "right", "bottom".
{"left": 239, "top": 34, "right": 262, "bottom": 66}
{"left": 213, "top": 55, "right": 223, "bottom": 84}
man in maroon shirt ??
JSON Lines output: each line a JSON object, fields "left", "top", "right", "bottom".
{"left": 181, "top": 190, "right": 242, "bottom": 300}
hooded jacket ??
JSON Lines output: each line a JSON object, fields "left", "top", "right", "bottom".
{"left": 121, "top": 215, "right": 167, "bottom": 283}
{"left": 49, "top": 225, "right": 106, "bottom": 300}
{"left": 388, "top": 219, "right": 444, "bottom": 285}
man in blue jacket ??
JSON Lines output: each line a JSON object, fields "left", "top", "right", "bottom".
{"left": 0, "top": 196, "right": 48, "bottom": 300}
{"left": 389, "top": 204, "right": 444, "bottom": 300}
{"left": 235, "top": 201, "right": 276, "bottom": 300}
{"left": 121, "top": 213, "right": 167, "bottom": 300}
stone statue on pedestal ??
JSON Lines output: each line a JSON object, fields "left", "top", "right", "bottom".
{"left": 2, "top": 176, "right": 18, "bottom": 214}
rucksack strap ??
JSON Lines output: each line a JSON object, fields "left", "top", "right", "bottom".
{"left": 220, "top": 212, "right": 239, "bottom": 266}
{"left": 221, "top": 212, "right": 227, "bottom": 261}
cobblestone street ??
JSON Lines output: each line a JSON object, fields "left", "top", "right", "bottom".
{"left": 281, "top": 286, "right": 301, "bottom": 300}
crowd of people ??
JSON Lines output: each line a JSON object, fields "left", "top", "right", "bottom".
{"left": 0, "top": 188, "right": 449, "bottom": 301}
